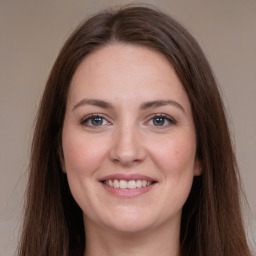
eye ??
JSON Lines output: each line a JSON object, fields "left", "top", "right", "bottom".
{"left": 81, "top": 114, "right": 110, "bottom": 127}
{"left": 147, "top": 114, "right": 176, "bottom": 127}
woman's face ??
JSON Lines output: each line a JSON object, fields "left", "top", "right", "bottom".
{"left": 62, "top": 43, "right": 201, "bottom": 234}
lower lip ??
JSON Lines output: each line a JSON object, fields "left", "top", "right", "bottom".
{"left": 101, "top": 183, "right": 156, "bottom": 197}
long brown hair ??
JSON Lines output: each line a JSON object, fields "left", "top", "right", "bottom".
{"left": 18, "top": 6, "right": 251, "bottom": 256}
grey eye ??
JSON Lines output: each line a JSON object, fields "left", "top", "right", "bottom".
{"left": 147, "top": 114, "right": 176, "bottom": 128}
{"left": 81, "top": 115, "right": 110, "bottom": 127}
{"left": 153, "top": 117, "right": 166, "bottom": 126}
{"left": 91, "top": 116, "right": 104, "bottom": 126}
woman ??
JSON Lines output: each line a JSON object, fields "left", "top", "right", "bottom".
{"left": 18, "top": 6, "right": 252, "bottom": 256}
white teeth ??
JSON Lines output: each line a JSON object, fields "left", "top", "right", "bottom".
{"left": 128, "top": 180, "right": 136, "bottom": 189}
{"left": 104, "top": 179, "right": 153, "bottom": 189}
{"left": 136, "top": 180, "right": 142, "bottom": 188}
{"left": 119, "top": 180, "right": 128, "bottom": 189}
{"left": 142, "top": 180, "right": 147, "bottom": 187}
{"left": 113, "top": 179, "right": 119, "bottom": 188}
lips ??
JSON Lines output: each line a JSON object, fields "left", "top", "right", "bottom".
{"left": 104, "top": 179, "right": 153, "bottom": 189}
{"left": 100, "top": 174, "right": 155, "bottom": 182}
{"left": 99, "top": 174, "right": 157, "bottom": 197}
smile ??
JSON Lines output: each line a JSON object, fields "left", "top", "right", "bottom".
{"left": 99, "top": 174, "right": 157, "bottom": 197}
{"left": 103, "top": 179, "right": 153, "bottom": 189}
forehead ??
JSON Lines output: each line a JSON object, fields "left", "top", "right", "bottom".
{"left": 68, "top": 43, "right": 190, "bottom": 110}
{"left": 71, "top": 43, "right": 173, "bottom": 81}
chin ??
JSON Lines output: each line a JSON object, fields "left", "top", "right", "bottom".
{"left": 101, "top": 207, "right": 159, "bottom": 234}
{"left": 108, "top": 219, "right": 152, "bottom": 234}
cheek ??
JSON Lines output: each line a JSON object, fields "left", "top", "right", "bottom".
{"left": 62, "top": 131, "right": 109, "bottom": 177}
{"left": 147, "top": 133, "right": 197, "bottom": 218}
{"left": 62, "top": 132, "right": 110, "bottom": 211}
{"left": 149, "top": 135, "right": 197, "bottom": 175}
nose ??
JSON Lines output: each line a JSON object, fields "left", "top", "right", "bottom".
{"left": 109, "top": 123, "right": 146, "bottom": 167}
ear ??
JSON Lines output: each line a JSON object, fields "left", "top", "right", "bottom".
{"left": 58, "top": 145, "right": 66, "bottom": 173}
{"left": 194, "top": 158, "right": 203, "bottom": 176}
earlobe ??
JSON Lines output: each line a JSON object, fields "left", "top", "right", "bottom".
{"left": 194, "top": 159, "right": 203, "bottom": 176}
{"left": 60, "top": 158, "right": 66, "bottom": 173}
{"left": 58, "top": 146, "right": 66, "bottom": 173}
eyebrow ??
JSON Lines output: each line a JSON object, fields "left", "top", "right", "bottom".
{"left": 140, "top": 100, "right": 185, "bottom": 113}
{"left": 72, "top": 98, "right": 185, "bottom": 113}
{"left": 72, "top": 99, "right": 114, "bottom": 111}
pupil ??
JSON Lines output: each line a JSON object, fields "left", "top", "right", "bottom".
{"left": 153, "top": 117, "right": 165, "bottom": 126}
{"left": 92, "top": 117, "right": 103, "bottom": 126}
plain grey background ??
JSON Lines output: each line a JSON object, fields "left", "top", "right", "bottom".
{"left": 0, "top": 0, "right": 255, "bottom": 255}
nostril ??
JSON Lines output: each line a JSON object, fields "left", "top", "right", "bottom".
{"left": 109, "top": 136, "right": 147, "bottom": 165}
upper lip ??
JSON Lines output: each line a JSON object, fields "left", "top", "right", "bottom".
{"left": 99, "top": 173, "right": 156, "bottom": 182}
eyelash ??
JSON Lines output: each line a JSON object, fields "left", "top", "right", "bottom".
{"left": 80, "top": 113, "right": 177, "bottom": 128}
{"left": 146, "top": 114, "right": 177, "bottom": 128}
{"left": 80, "top": 114, "right": 111, "bottom": 127}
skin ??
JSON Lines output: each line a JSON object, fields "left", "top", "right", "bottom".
{"left": 62, "top": 43, "right": 202, "bottom": 256}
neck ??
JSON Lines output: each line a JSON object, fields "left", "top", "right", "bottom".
{"left": 83, "top": 219, "right": 181, "bottom": 256}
